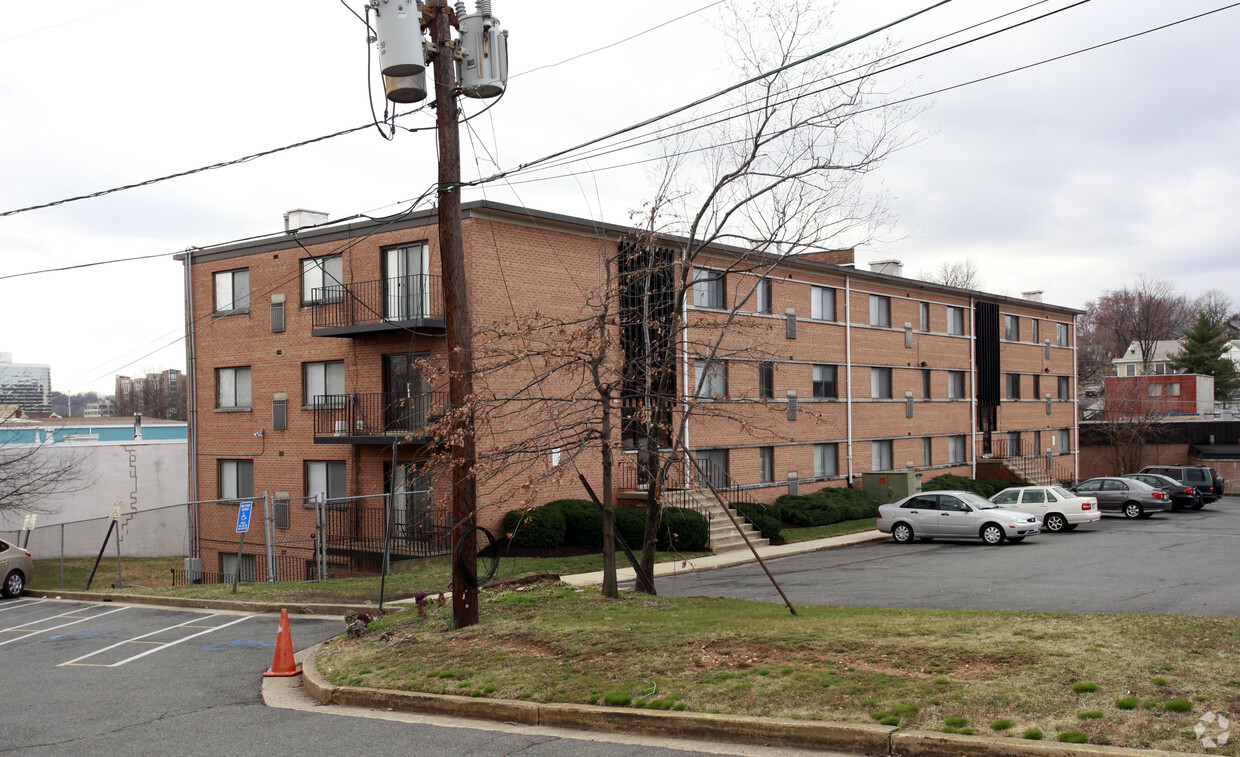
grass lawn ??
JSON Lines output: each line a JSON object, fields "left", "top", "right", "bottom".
{"left": 318, "top": 584, "right": 1240, "bottom": 755}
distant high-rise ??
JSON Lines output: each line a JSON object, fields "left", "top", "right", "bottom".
{"left": 0, "top": 352, "right": 52, "bottom": 413}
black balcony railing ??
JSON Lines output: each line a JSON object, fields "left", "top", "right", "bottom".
{"left": 312, "top": 391, "right": 450, "bottom": 444}
{"left": 309, "top": 274, "right": 445, "bottom": 335}
{"left": 977, "top": 434, "right": 1077, "bottom": 487}
{"left": 324, "top": 499, "right": 451, "bottom": 563}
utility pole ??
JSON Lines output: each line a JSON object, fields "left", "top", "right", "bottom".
{"left": 427, "top": 0, "right": 478, "bottom": 629}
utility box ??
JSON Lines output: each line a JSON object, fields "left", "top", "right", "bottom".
{"left": 862, "top": 471, "right": 922, "bottom": 504}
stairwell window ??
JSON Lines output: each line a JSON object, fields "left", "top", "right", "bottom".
{"left": 693, "top": 268, "right": 725, "bottom": 309}
{"left": 814, "top": 443, "right": 838, "bottom": 477}
{"left": 759, "top": 446, "right": 774, "bottom": 483}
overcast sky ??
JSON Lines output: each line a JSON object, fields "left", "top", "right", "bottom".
{"left": 2, "top": 0, "right": 1237, "bottom": 396}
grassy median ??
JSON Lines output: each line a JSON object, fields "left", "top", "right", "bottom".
{"left": 316, "top": 584, "right": 1240, "bottom": 755}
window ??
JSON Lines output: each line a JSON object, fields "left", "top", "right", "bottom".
{"left": 759, "top": 446, "right": 774, "bottom": 483}
{"left": 1006, "top": 431, "right": 1021, "bottom": 457}
{"left": 758, "top": 362, "right": 774, "bottom": 399}
{"left": 272, "top": 396, "right": 288, "bottom": 430}
{"left": 306, "top": 461, "right": 346, "bottom": 503}
{"left": 949, "top": 435, "right": 966, "bottom": 464}
{"left": 918, "top": 302, "right": 930, "bottom": 331}
{"left": 869, "top": 295, "right": 891, "bottom": 327}
{"left": 814, "top": 443, "right": 838, "bottom": 477}
{"left": 274, "top": 495, "right": 290, "bottom": 529}
{"left": 696, "top": 449, "right": 728, "bottom": 489}
{"left": 1126, "top": 364, "right": 1136, "bottom": 377}
{"left": 813, "top": 364, "right": 838, "bottom": 399}
{"left": 270, "top": 298, "right": 285, "bottom": 333}
{"left": 922, "top": 437, "right": 932, "bottom": 466}
{"left": 216, "top": 367, "right": 252, "bottom": 409}
{"left": 1058, "top": 376, "right": 1070, "bottom": 399}
{"left": 1005, "top": 373, "right": 1021, "bottom": 400}
{"left": 301, "top": 254, "right": 344, "bottom": 303}
{"left": 695, "top": 359, "right": 727, "bottom": 399}
{"left": 948, "top": 371, "right": 965, "bottom": 399}
{"left": 1167, "top": 382, "right": 1181, "bottom": 397}
{"left": 693, "top": 268, "right": 725, "bottom": 309}
{"left": 219, "top": 460, "right": 254, "bottom": 500}
{"left": 870, "top": 367, "right": 892, "bottom": 399}
{"left": 1056, "top": 322, "right": 1069, "bottom": 346}
{"left": 1004, "top": 314, "right": 1020, "bottom": 341}
{"left": 811, "top": 286, "right": 836, "bottom": 321}
{"left": 872, "top": 440, "right": 893, "bottom": 471}
{"left": 1032, "top": 374, "right": 1041, "bottom": 398}
{"left": 1032, "top": 430, "right": 1042, "bottom": 454}
{"left": 755, "top": 278, "right": 772, "bottom": 314}
{"left": 921, "top": 369, "right": 931, "bottom": 399}
{"left": 947, "top": 306, "right": 965, "bottom": 335}
{"left": 1058, "top": 428, "right": 1070, "bottom": 451}
{"left": 214, "top": 269, "right": 250, "bottom": 314}
{"left": 221, "top": 553, "right": 257, "bottom": 583}
{"left": 303, "top": 361, "right": 345, "bottom": 406}
{"left": 1030, "top": 319, "right": 1040, "bottom": 344}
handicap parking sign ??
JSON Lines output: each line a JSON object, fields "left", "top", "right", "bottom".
{"left": 236, "top": 501, "right": 253, "bottom": 533}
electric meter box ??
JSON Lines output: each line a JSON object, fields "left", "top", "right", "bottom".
{"left": 371, "top": 0, "right": 426, "bottom": 78}
{"left": 457, "top": 7, "right": 508, "bottom": 98}
{"left": 861, "top": 471, "right": 922, "bottom": 504}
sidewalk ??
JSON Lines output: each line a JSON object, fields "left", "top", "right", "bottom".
{"left": 559, "top": 529, "right": 888, "bottom": 587}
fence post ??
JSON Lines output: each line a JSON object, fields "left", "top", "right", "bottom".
{"left": 60, "top": 523, "right": 65, "bottom": 590}
{"left": 317, "top": 495, "right": 327, "bottom": 582}
{"left": 263, "top": 491, "right": 276, "bottom": 584}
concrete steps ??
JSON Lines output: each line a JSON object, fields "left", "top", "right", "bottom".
{"left": 672, "top": 489, "right": 770, "bottom": 554}
{"left": 1001, "top": 457, "right": 1057, "bottom": 487}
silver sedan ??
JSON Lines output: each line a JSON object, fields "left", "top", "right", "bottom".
{"left": 1071, "top": 477, "right": 1170, "bottom": 518}
{"left": 877, "top": 490, "right": 1042, "bottom": 545}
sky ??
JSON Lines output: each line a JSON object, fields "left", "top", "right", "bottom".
{"left": 2, "top": 0, "right": 1238, "bottom": 397}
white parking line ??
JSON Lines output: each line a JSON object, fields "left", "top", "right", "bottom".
{"left": 0, "top": 607, "right": 128, "bottom": 646}
{"left": 59, "top": 613, "right": 251, "bottom": 667}
{"left": 0, "top": 599, "right": 45, "bottom": 613}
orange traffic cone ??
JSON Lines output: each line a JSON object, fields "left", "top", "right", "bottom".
{"left": 263, "top": 608, "right": 302, "bottom": 677}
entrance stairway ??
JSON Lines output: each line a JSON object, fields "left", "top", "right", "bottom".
{"left": 664, "top": 489, "right": 769, "bottom": 554}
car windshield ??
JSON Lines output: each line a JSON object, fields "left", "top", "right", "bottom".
{"left": 961, "top": 492, "right": 1003, "bottom": 509}
{"left": 1051, "top": 486, "right": 1076, "bottom": 499}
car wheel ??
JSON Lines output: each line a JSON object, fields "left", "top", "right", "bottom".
{"left": 1123, "top": 502, "right": 1143, "bottom": 519}
{"left": 1044, "top": 513, "right": 1067, "bottom": 533}
{"left": 891, "top": 523, "right": 914, "bottom": 544}
{"left": 1190, "top": 497, "right": 1205, "bottom": 511}
{"left": 980, "top": 523, "right": 1005, "bottom": 545}
{"left": 2, "top": 570, "right": 23, "bottom": 599}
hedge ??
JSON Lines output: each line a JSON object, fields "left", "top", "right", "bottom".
{"left": 773, "top": 487, "right": 881, "bottom": 527}
{"left": 500, "top": 505, "right": 566, "bottom": 548}
{"left": 499, "top": 501, "right": 708, "bottom": 552}
{"left": 922, "top": 474, "right": 1024, "bottom": 498}
{"left": 731, "top": 501, "right": 782, "bottom": 540}
{"left": 543, "top": 499, "right": 603, "bottom": 548}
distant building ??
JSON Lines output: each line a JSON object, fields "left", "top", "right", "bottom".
{"left": 1102, "top": 374, "right": 1215, "bottom": 418}
{"left": 115, "top": 369, "right": 187, "bottom": 420}
{"left": 1112, "top": 338, "right": 1240, "bottom": 377}
{"left": 0, "top": 352, "right": 51, "bottom": 413}
{"left": 83, "top": 399, "right": 116, "bottom": 417}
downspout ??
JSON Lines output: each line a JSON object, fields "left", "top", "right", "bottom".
{"left": 183, "top": 248, "right": 199, "bottom": 559}
{"left": 1072, "top": 314, "right": 1079, "bottom": 482}
{"left": 845, "top": 274, "right": 854, "bottom": 484}
{"left": 970, "top": 296, "right": 977, "bottom": 479}
{"left": 681, "top": 274, "right": 691, "bottom": 484}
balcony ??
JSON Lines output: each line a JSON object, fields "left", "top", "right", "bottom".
{"left": 312, "top": 392, "right": 450, "bottom": 445}
{"left": 309, "top": 275, "right": 445, "bottom": 337}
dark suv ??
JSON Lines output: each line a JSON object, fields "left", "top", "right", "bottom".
{"left": 1138, "top": 465, "right": 1225, "bottom": 504}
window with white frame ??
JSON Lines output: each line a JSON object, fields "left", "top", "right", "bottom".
{"left": 216, "top": 367, "right": 252, "bottom": 409}
{"left": 1004, "top": 314, "right": 1020, "bottom": 341}
{"left": 871, "top": 440, "right": 893, "bottom": 471}
{"left": 695, "top": 359, "right": 727, "bottom": 399}
{"left": 1031, "top": 318, "right": 1040, "bottom": 344}
{"left": 947, "top": 306, "right": 965, "bottom": 335}
{"left": 813, "top": 364, "right": 838, "bottom": 399}
{"left": 870, "top": 367, "right": 892, "bottom": 399}
{"left": 755, "top": 278, "right": 771, "bottom": 314}
{"left": 948, "top": 371, "right": 965, "bottom": 399}
{"left": 219, "top": 460, "right": 254, "bottom": 500}
{"left": 1058, "top": 428, "right": 1070, "bottom": 451}
{"left": 814, "top": 443, "right": 838, "bottom": 477}
{"left": 693, "top": 268, "right": 725, "bottom": 309}
{"left": 214, "top": 269, "right": 250, "bottom": 314}
{"left": 922, "top": 437, "right": 932, "bottom": 466}
{"left": 301, "top": 255, "right": 344, "bottom": 303}
{"left": 1056, "top": 322, "right": 1069, "bottom": 346}
{"left": 949, "top": 435, "right": 966, "bottom": 464}
{"left": 305, "top": 460, "right": 346, "bottom": 504}
{"left": 759, "top": 446, "right": 774, "bottom": 483}
{"left": 758, "top": 361, "right": 774, "bottom": 399}
{"left": 869, "top": 295, "right": 891, "bottom": 327}
{"left": 811, "top": 286, "right": 836, "bottom": 321}
{"left": 303, "top": 361, "right": 345, "bottom": 407}
{"left": 919, "top": 302, "right": 930, "bottom": 331}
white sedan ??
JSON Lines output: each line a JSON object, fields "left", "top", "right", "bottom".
{"left": 990, "top": 486, "right": 1101, "bottom": 533}
{"left": 877, "top": 490, "right": 1041, "bottom": 545}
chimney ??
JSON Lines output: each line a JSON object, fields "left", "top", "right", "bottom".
{"left": 868, "top": 259, "right": 903, "bottom": 277}
{"left": 283, "top": 209, "right": 329, "bottom": 231}
{"left": 1022, "top": 290, "right": 1044, "bottom": 302}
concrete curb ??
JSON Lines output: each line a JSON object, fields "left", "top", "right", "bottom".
{"left": 299, "top": 645, "right": 1185, "bottom": 757}
{"left": 25, "top": 589, "right": 372, "bottom": 617}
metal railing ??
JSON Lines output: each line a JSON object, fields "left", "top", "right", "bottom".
{"left": 312, "top": 391, "right": 450, "bottom": 440}
{"left": 976, "top": 434, "right": 1077, "bottom": 487}
{"left": 323, "top": 493, "right": 452, "bottom": 564}
{"left": 309, "top": 274, "right": 444, "bottom": 330}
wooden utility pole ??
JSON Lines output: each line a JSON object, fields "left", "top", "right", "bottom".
{"left": 428, "top": 0, "right": 478, "bottom": 629}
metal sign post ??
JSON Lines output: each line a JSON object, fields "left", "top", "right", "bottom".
{"left": 86, "top": 504, "right": 124, "bottom": 591}
{"left": 21, "top": 514, "right": 36, "bottom": 549}
{"left": 232, "top": 501, "right": 252, "bottom": 594}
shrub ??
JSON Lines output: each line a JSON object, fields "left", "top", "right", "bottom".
{"left": 659, "top": 507, "right": 709, "bottom": 551}
{"left": 944, "top": 716, "right": 968, "bottom": 728}
{"left": 923, "top": 474, "right": 1025, "bottom": 498}
{"left": 990, "top": 719, "right": 1014, "bottom": 731}
{"left": 544, "top": 499, "right": 603, "bottom": 548}
{"left": 501, "top": 505, "right": 567, "bottom": 548}
{"left": 1058, "top": 731, "right": 1088, "bottom": 743}
{"left": 1116, "top": 696, "right": 1139, "bottom": 710}
{"left": 614, "top": 507, "right": 646, "bottom": 550}
{"left": 1164, "top": 698, "right": 1192, "bottom": 712}
{"left": 732, "top": 501, "right": 782, "bottom": 540}
{"left": 1072, "top": 682, "right": 1098, "bottom": 693}
{"left": 775, "top": 487, "right": 880, "bottom": 527}
{"left": 602, "top": 690, "right": 632, "bottom": 707}
{"left": 1077, "top": 711, "right": 1103, "bottom": 720}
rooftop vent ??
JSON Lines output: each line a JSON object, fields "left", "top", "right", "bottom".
{"left": 1022, "top": 290, "right": 1044, "bottom": 302}
{"left": 868, "top": 259, "right": 903, "bottom": 277}
{"left": 284, "top": 209, "right": 329, "bottom": 232}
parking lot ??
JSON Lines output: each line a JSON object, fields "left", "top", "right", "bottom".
{"left": 654, "top": 497, "right": 1240, "bottom": 616}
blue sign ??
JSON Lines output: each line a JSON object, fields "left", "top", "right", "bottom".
{"left": 236, "top": 501, "right": 253, "bottom": 534}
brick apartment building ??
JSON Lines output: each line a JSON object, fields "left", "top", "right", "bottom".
{"left": 115, "top": 369, "right": 187, "bottom": 421}
{"left": 182, "top": 201, "right": 1080, "bottom": 580}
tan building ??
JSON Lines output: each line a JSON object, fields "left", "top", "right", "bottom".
{"left": 181, "top": 202, "right": 1081, "bottom": 580}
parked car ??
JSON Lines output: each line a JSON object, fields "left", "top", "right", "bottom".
{"left": 877, "top": 490, "right": 1041, "bottom": 545}
{"left": 1138, "top": 465, "right": 1225, "bottom": 504}
{"left": 990, "top": 486, "right": 1101, "bottom": 532}
{"left": 0, "top": 538, "right": 33, "bottom": 599}
{"left": 1122, "top": 472, "right": 1202, "bottom": 511}
{"left": 1071, "top": 477, "right": 1170, "bottom": 518}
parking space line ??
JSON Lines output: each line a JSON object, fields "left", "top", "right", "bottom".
{"left": 107, "top": 616, "right": 251, "bottom": 667}
{"left": 0, "top": 607, "right": 128, "bottom": 647}
{"left": 0, "top": 599, "right": 45, "bottom": 613}
{"left": 59, "top": 613, "right": 223, "bottom": 666}
{"left": 3, "top": 606, "right": 100, "bottom": 632}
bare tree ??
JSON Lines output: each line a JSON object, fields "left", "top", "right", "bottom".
{"left": 0, "top": 411, "right": 93, "bottom": 520}
{"left": 1092, "top": 376, "right": 1171, "bottom": 474}
{"left": 917, "top": 259, "right": 982, "bottom": 290}
{"left": 1084, "top": 275, "right": 1189, "bottom": 370}
{"left": 1193, "top": 289, "right": 1234, "bottom": 326}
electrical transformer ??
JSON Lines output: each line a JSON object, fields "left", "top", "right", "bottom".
{"left": 455, "top": 0, "right": 508, "bottom": 99}
{"left": 370, "top": 0, "right": 426, "bottom": 77}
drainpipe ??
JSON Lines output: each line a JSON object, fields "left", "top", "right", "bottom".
{"left": 183, "top": 248, "right": 199, "bottom": 559}
{"left": 1072, "top": 313, "right": 1079, "bottom": 482}
{"left": 845, "top": 275, "right": 854, "bottom": 484}
{"left": 970, "top": 296, "right": 977, "bottom": 479}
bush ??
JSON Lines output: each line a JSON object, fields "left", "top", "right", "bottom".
{"left": 732, "top": 501, "right": 782, "bottom": 540}
{"left": 614, "top": 507, "right": 646, "bottom": 550}
{"left": 501, "top": 505, "right": 566, "bottom": 548}
{"left": 923, "top": 474, "right": 1026, "bottom": 498}
{"left": 659, "top": 507, "right": 709, "bottom": 551}
{"left": 544, "top": 499, "right": 603, "bottom": 548}
{"left": 775, "top": 487, "right": 881, "bottom": 527}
